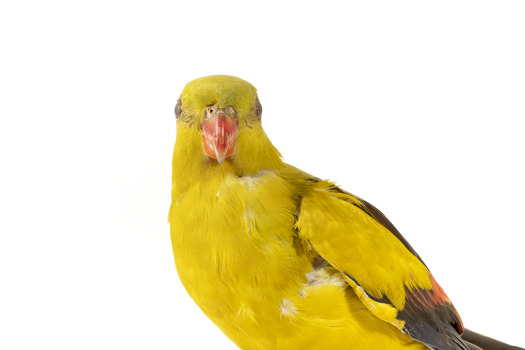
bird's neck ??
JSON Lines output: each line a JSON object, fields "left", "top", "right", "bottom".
{"left": 231, "top": 126, "right": 283, "bottom": 176}
{"left": 171, "top": 124, "right": 284, "bottom": 196}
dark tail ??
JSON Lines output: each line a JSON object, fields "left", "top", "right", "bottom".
{"left": 463, "top": 329, "right": 523, "bottom": 350}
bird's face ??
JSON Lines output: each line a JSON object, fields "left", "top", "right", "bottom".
{"left": 175, "top": 75, "right": 262, "bottom": 164}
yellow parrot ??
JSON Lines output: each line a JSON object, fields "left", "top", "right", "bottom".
{"left": 169, "top": 75, "right": 522, "bottom": 350}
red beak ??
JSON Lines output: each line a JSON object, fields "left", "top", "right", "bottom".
{"left": 202, "top": 112, "right": 238, "bottom": 164}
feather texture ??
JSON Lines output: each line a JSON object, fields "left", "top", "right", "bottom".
{"left": 169, "top": 75, "right": 521, "bottom": 350}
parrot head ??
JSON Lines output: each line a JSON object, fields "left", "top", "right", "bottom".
{"left": 175, "top": 75, "right": 281, "bottom": 173}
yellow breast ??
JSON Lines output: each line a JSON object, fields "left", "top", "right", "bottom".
{"left": 169, "top": 170, "right": 426, "bottom": 350}
{"left": 170, "top": 171, "right": 311, "bottom": 348}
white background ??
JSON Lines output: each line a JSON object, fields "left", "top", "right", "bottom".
{"left": 1, "top": 1, "right": 524, "bottom": 349}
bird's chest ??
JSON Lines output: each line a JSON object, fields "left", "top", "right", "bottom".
{"left": 169, "top": 172, "right": 310, "bottom": 323}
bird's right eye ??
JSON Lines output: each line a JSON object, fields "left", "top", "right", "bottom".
{"left": 175, "top": 99, "right": 182, "bottom": 119}
{"left": 206, "top": 104, "right": 218, "bottom": 118}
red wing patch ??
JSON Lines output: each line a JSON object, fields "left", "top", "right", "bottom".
{"left": 398, "top": 273, "right": 466, "bottom": 350}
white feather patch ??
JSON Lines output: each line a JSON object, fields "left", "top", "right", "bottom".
{"left": 305, "top": 265, "right": 346, "bottom": 287}
{"left": 279, "top": 298, "right": 298, "bottom": 318}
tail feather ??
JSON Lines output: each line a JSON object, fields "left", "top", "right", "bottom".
{"left": 462, "top": 329, "right": 524, "bottom": 350}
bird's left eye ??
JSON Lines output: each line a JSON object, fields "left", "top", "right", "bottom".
{"left": 175, "top": 99, "right": 182, "bottom": 119}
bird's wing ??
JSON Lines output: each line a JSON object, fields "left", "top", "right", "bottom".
{"left": 295, "top": 177, "right": 467, "bottom": 350}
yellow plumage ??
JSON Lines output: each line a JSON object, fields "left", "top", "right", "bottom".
{"left": 169, "top": 75, "right": 461, "bottom": 350}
